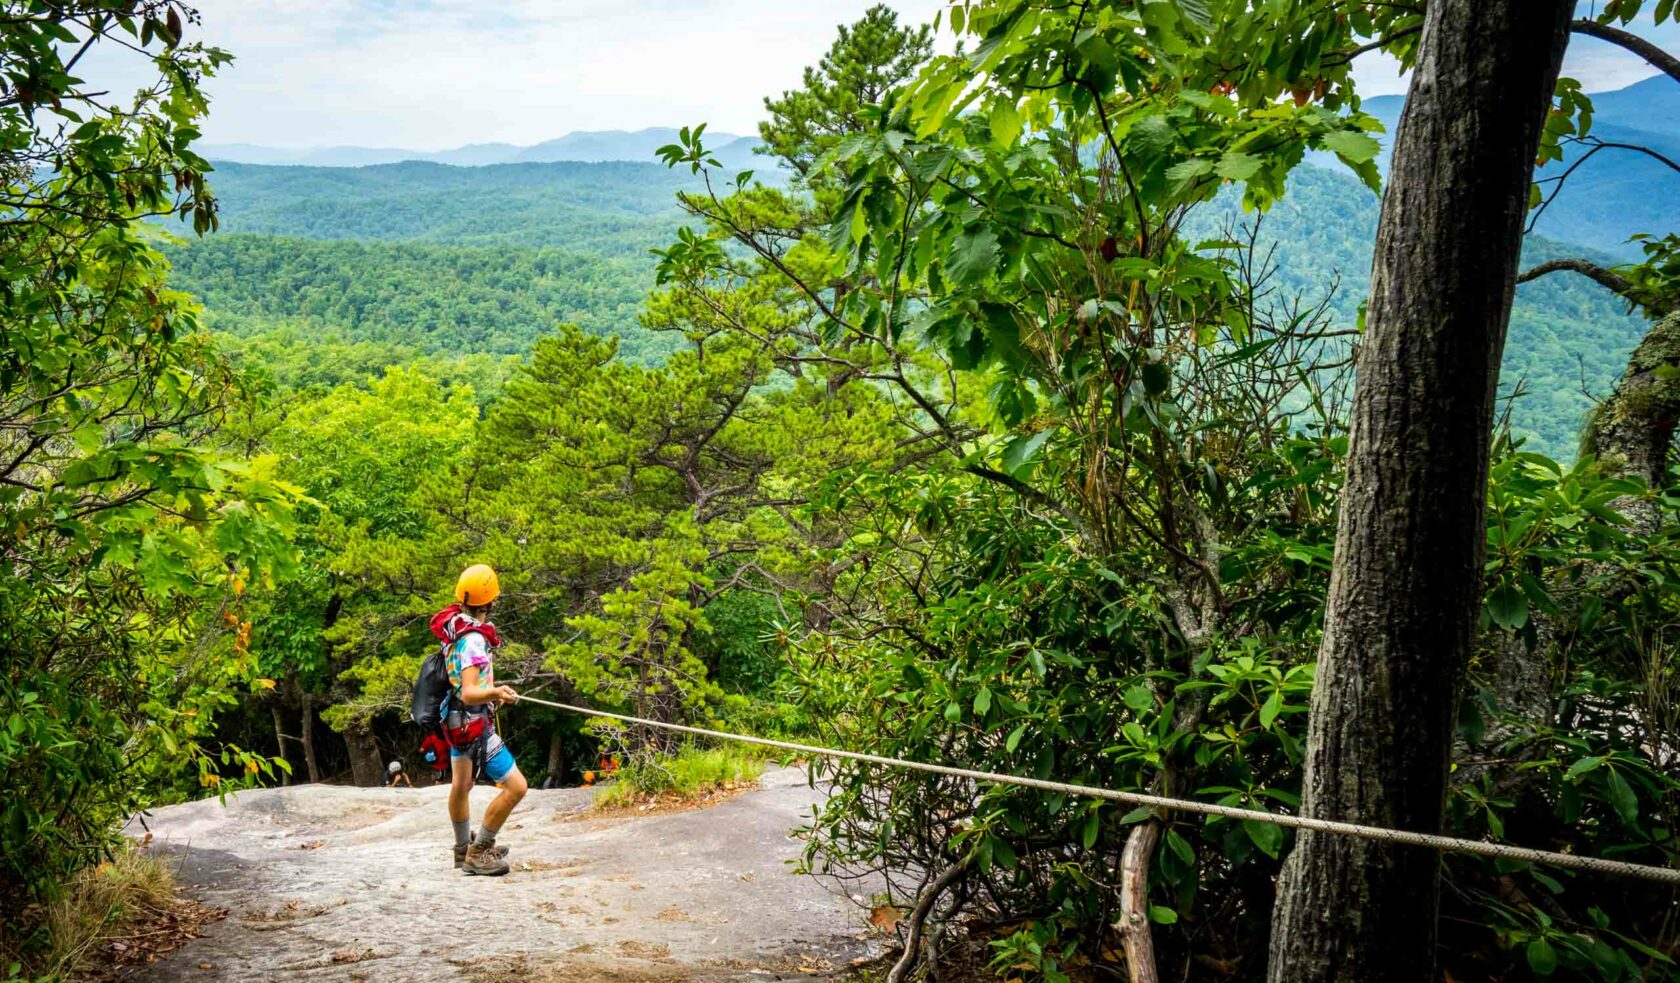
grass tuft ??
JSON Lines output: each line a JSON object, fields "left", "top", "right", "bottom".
{"left": 593, "top": 744, "right": 765, "bottom": 810}
{"left": 0, "top": 846, "right": 183, "bottom": 981}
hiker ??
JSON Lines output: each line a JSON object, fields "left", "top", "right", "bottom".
{"left": 385, "top": 760, "right": 413, "bottom": 788}
{"left": 419, "top": 732, "right": 451, "bottom": 783}
{"left": 432, "top": 563, "right": 526, "bottom": 876}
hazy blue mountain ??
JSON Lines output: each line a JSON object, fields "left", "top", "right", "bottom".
{"left": 510, "top": 127, "right": 740, "bottom": 162}
{"left": 197, "top": 142, "right": 430, "bottom": 166}
{"left": 1583, "top": 75, "right": 1680, "bottom": 139}
{"left": 430, "top": 142, "right": 524, "bottom": 166}
{"left": 200, "top": 126, "right": 764, "bottom": 170}
{"left": 1341, "top": 76, "right": 1679, "bottom": 258}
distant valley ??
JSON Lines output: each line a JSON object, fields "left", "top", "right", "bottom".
{"left": 171, "top": 76, "right": 1676, "bottom": 458}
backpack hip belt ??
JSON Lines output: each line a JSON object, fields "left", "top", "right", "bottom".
{"left": 443, "top": 707, "right": 490, "bottom": 751}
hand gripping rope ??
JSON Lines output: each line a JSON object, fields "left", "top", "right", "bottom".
{"left": 513, "top": 695, "right": 1680, "bottom": 886}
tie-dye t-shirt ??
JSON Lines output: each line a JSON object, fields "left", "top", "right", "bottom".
{"left": 444, "top": 615, "right": 494, "bottom": 695}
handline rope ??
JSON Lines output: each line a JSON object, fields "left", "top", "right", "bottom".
{"left": 512, "top": 695, "right": 1680, "bottom": 886}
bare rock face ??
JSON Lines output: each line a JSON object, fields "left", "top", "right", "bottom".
{"left": 1584, "top": 311, "right": 1680, "bottom": 535}
{"left": 126, "top": 768, "right": 876, "bottom": 981}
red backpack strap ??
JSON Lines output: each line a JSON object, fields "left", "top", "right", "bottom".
{"left": 455, "top": 621, "right": 502, "bottom": 649}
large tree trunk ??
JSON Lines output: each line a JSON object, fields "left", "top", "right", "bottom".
{"left": 1268, "top": 4, "right": 1575, "bottom": 980}
{"left": 270, "top": 703, "right": 291, "bottom": 787}
{"left": 344, "top": 721, "right": 383, "bottom": 787}
{"left": 546, "top": 731, "right": 565, "bottom": 788}
{"left": 298, "top": 689, "right": 321, "bottom": 784}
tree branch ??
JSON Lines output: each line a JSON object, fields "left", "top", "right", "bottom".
{"left": 1572, "top": 19, "right": 1680, "bottom": 85}
{"left": 886, "top": 853, "right": 971, "bottom": 983}
{"left": 1517, "top": 256, "right": 1632, "bottom": 295}
{"left": 963, "top": 464, "right": 1098, "bottom": 543}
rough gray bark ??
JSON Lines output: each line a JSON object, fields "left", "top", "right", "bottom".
{"left": 344, "top": 721, "right": 383, "bottom": 787}
{"left": 1115, "top": 821, "right": 1161, "bottom": 983}
{"left": 298, "top": 690, "right": 321, "bottom": 784}
{"left": 1268, "top": 3, "right": 1576, "bottom": 980}
{"left": 546, "top": 730, "right": 565, "bottom": 786}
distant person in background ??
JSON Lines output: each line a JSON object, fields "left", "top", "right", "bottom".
{"left": 385, "top": 760, "right": 412, "bottom": 788}
{"left": 419, "top": 732, "right": 452, "bottom": 783}
{"left": 432, "top": 563, "right": 525, "bottom": 877}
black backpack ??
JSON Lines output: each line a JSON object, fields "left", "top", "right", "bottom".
{"left": 410, "top": 646, "right": 452, "bottom": 730}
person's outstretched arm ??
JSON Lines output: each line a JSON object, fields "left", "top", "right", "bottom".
{"left": 458, "top": 663, "right": 517, "bottom": 706}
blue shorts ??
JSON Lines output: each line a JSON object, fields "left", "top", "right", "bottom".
{"left": 451, "top": 731, "right": 517, "bottom": 784}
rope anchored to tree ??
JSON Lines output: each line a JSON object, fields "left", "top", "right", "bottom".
{"left": 513, "top": 695, "right": 1680, "bottom": 886}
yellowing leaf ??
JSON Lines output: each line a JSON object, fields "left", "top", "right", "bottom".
{"left": 869, "top": 905, "right": 903, "bottom": 932}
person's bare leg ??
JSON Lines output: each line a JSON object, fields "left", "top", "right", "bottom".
{"left": 481, "top": 766, "right": 527, "bottom": 832}
{"left": 449, "top": 756, "right": 473, "bottom": 865}
{"left": 449, "top": 755, "right": 472, "bottom": 822}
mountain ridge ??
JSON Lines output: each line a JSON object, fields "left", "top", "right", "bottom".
{"left": 1314, "top": 75, "right": 1680, "bottom": 258}
{"left": 200, "top": 126, "right": 764, "bottom": 170}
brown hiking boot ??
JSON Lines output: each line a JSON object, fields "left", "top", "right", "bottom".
{"left": 460, "top": 839, "right": 510, "bottom": 876}
{"left": 453, "top": 833, "right": 509, "bottom": 869}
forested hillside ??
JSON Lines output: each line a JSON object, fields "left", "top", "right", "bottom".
{"left": 201, "top": 159, "right": 693, "bottom": 251}
{"left": 165, "top": 158, "right": 1645, "bottom": 455}
{"left": 1189, "top": 166, "right": 1649, "bottom": 454}
{"left": 165, "top": 235, "right": 662, "bottom": 361}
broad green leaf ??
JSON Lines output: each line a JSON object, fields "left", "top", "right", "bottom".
{"left": 1166, "top": 828, "right": 1194, "bottom": 865}
{"left": 1604, "top": 767, "right": 1639, "bottom": 827}
{"left": 1214, "top": 152, "right": 1263, "bottom": 181}
{"left": 989, "top": 99, "right": 1023, "bottom": 146}
{"left": 1565, "top": 754, "right": 1605, "bottom": 779}
{"left": 1322, "top": 129, "right": 1381, "bottom": 164}
{"left": 1244, "top": 819, "right": 1283, "bottom": 858}
{"left": 1001, "top": 429, "right": 1052, "bottom": 477}
{"left": 1485, "top": 580, "right": 1529, "bottom": 630}
{"left": 1526, "top": 937, "right": 1558, "bottom": 975}
{"left": 1127, "top": 114, "right": 1176, "bottom": 158}
{"left": 1006, "top": 723, "right": 1027, "bottom": 753}
{"left": 1166, "top": 158, "right": 1214, "bottom": 186}
{"left": 945, "top": 226, "right": 1002, "bottom": 286}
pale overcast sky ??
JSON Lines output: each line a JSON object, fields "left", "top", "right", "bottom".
{"left": 91, "top": 2, "right": 1680, "bottom": 150}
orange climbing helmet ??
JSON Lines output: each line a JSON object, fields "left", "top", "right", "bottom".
{"left": 454, "top": 563, "right": 500, "bottom": 607}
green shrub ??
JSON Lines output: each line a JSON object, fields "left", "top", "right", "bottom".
{"left": 593, "top": 744, "right": 765, "bottom": 809}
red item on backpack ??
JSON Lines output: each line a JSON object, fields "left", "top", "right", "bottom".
{"left": 429, "top": 604, "right": 503, "bottom": 648}
{"left": 420, "top": 732, "right": 451, "bottom": 775}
